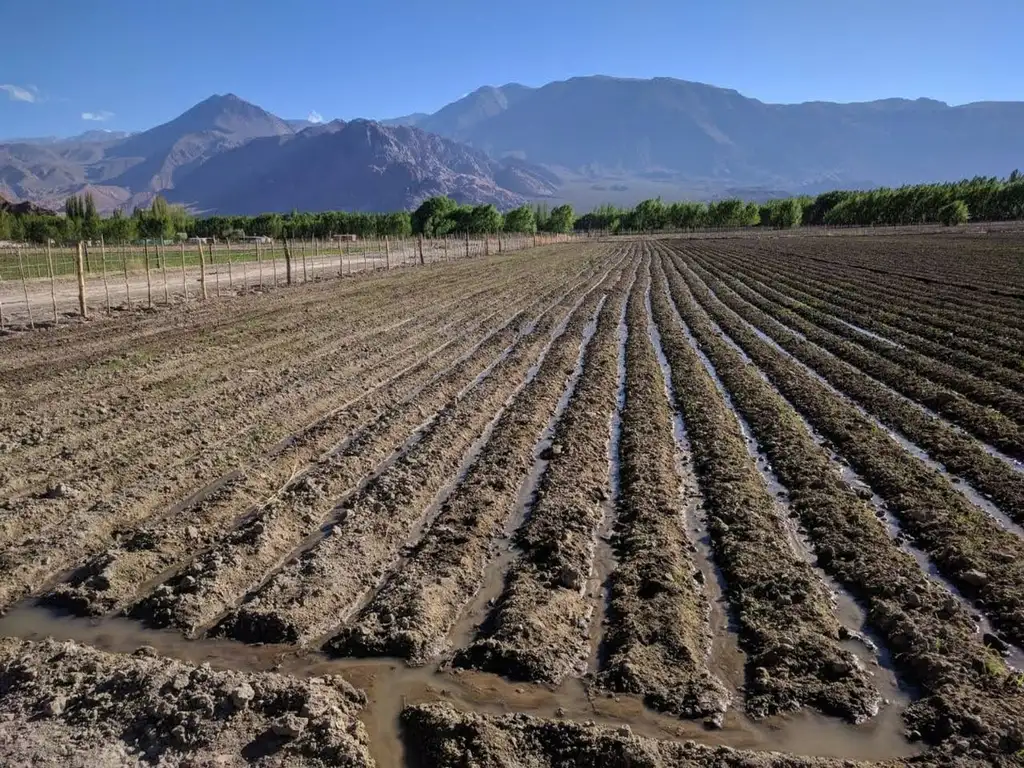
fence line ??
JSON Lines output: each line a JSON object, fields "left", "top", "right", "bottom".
{"left": 0, "top": 232, "right": 581, "bottom": 332}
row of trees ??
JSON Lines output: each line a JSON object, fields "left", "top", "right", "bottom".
{"left": 1, "top": 193, "right": 194, "bottom": 245}
{"left": 409, "top": 198, "right": 575, "bottom": 237}
{"left": 576, "top": 173, "right": 1023, "bottom": 233}
{"left": 2, "top": 173, "right": 1022, "bottom": 245}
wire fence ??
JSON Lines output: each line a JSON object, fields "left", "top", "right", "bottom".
{"left": 0, "top": 232, "right": 580, "bottom": 332}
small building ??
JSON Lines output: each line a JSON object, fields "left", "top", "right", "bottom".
{"left": 334, "top": 234, "right": 358, "bottom": 242}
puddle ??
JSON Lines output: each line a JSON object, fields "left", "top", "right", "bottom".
{"left": 0, "top": 604, "right": 922, "bottom": 765}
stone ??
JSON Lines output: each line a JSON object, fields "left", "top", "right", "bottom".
{"left": 229, "top": 682, "right": 256, "bottom": 708}
{"left": 961, "top": 569, "right": 989, "bottom": 588}
{"left": 44, "top": 695, "right": 67, "bottom": 717}
{"left": 271, "top": 714, "right": 308, "bottom": 738}
{"left": 557, "top": 565, "right": 584, "bottom": 591}
{"left": 983, "top": 632, "right": 1009, "bottom": 655}
{"left": 44, "top": 483, "right": 69, "bottom": 499}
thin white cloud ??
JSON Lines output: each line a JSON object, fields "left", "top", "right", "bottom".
{"left": 82, "top": 110, "right": 115, "bottom": 122}
{"left": 307, "top": 110, "right": 324, "bottom": 124}
{"left": 1, "top": 84, "right": 36, "bottom": 103}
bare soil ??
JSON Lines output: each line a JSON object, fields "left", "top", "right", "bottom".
{"left": 1, "top": 235, "right": 1022, "bottom": 766}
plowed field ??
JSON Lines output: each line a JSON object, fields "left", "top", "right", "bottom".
{"left": 1, "top": 233, "right": 1022, "bottom": 767}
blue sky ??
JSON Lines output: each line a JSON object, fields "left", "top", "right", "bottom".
{"left": 2, "top": 0, "right": 1021, "bottom": 139}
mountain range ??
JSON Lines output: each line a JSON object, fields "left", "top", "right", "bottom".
{"left": 2, "top": 76, "right": 1023, "bottom": 215}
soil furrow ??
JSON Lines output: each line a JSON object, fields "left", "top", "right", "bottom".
{"left": 323, "top": 258, "right": 630, "bottom": 665}
{"left": 0, "top": 264, "right": 515, "bottom": 479}
{"left": 719, "top": 243, "right": 1024, "bottom": 392}
{"left": 0, "top": 261, "right": 549, "bottom": 500}
{"left": 648, "top": 253, "right": 878, "bottom": 723}
{"left": 736, "top": 241, "right": 1024, "bottom": 342}
{"left": 594, "top": 253, "right": 730, "bottom": 723}
{"left": 451, "top": 252, "right": 639, "bottom": 684}
{"left": 123, "top": 263, "right": 605, "bottom": 637}
{"left": 679, "top": 251, "right": 1024, "bottom": 531}
{"left": 707, "top": 245, "right": 1024, "bottom": 422}
{"left": 1, "top": 298, "right": 534, "bottom": 614}
{"left": 207, "top": 263, "right": 608, "bottom": 647}
{"left": 0, "top": 256, "right": 603, "bottom": 614}
{"left": 698, "top": 250, "right": 1024, "bottom": 457}
{"left": 39, "top": 300, "right": 530, "bottom": 618}
{"left": 649, "top": 242, "right": 1024, "bottom": 755}
{"left": 664, "top": 244, "right": 1024, "bottom": 649}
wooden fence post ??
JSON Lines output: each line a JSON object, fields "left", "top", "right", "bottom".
{"left": 385, "top": 236, "right": 391, "bottom": 270}
{"left": 465, "top": 233, "right": 470, "bottom": 260}
{"left": 198, "top": 241, "right": 208, "bottom": 299}
{"left": 257, "top": 241, "right": 264, "bottom": 287}
{"left": 212, "top": 241, "right": 221, "bottom": 296}
{"left": 301, "top": 239, "right": 308, "bottom": 282}
{"left": 46, "top": 241, "right": 58, "bottom": 323}
{"left": 418, "top": 236, "right": 425, "bottom": 265}
{"left": 144, "top": 241, "right": 153, "bottom": 308}
{"left": 284, "top": 239, "right": 293, "bottom": 285}
{"left": 75, "top": 241, "right": 88, "bottom": 318}
{"left": 99, "top": 239, "right": 111, "bottom": 314}
{"left": 122, "top": 242, "right": 132, "bottom": 310}
{"left": 160, "top": 242, "right": 169, "bottom": 304}
{"left": 17, "top": 249, "right": 33, "bottom": 329}
{"left": 180, "top": 242, "right": 188, "bottom": 300}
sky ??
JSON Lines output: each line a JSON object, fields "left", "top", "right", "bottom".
{"left": 2, "top": 0, "right": 1022, "bottom": 139}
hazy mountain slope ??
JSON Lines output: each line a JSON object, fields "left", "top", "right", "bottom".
{"left": 411, "top": 76, "right": 1024, "bottom": 188}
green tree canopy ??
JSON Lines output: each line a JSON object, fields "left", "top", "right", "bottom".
{"left": 544, "top": 204, "right": 575, "bottom": 234}
{"left": 939, "top": 200, "right": 969, "bottom": 226}
{"left": 503, "top": 205, "right": 537, "bottom": 234}
{"left": 412, "top": 196, "right": 461, "bottom": 237}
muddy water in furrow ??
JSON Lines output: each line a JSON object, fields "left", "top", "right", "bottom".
{"left": 447, "top": 298, "right": 607, "bottom": 654}
{"left": 658, "top": 252, "right": 901, "bottom": 702}
{"left": 687, "top": 252, "right": 1024, "bottom": 536}
{"left": 644, "top": 285, "right": 745, "bottom": 698}
{"left": 585, "top": 288, "right": 627, "bottom": 672}
{"left": 671, "top": 245, "right": 1024, "bottom": 659}
{"left": 705, "top": 253, "right": 1024, "bottom": 477}
{"left": 0, "top": 605, "right": 923, "bottom": 766}
{"left": 329, "top": 285, "right": 613, "bottom": 641}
